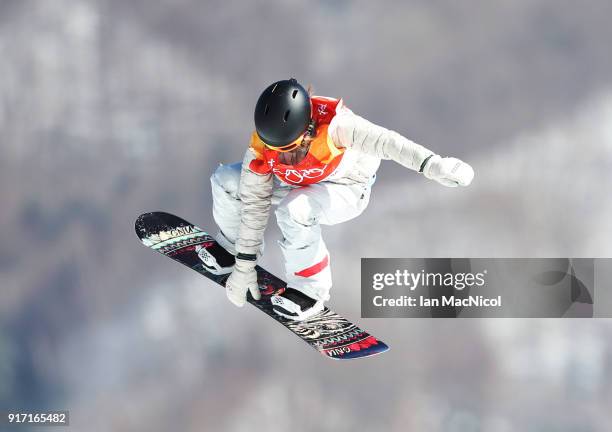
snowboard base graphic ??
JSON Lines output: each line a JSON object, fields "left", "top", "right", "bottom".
{"left": 135, "top": 212, "right": 389, "bottom": 360}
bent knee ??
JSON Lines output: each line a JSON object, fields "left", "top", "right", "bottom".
{"left": 276, "top": 194, "right": 321, "bottom": 227}
{"left": 211, "top": 162, "right": 242, "bottom": 197}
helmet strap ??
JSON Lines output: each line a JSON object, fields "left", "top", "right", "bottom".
{"left": 305, "top": 118, "right": 316, "bottom": 138}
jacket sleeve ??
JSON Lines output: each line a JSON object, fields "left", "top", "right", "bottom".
{"left": 235, "top": 147, "right": 274, "bottom": 256}
{"left": 328, "top": 105, "right": 435, "bottom": 172}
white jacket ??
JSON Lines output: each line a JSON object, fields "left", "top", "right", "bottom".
{"left": 235, "top": 105, "right": 434, "bottom": 256}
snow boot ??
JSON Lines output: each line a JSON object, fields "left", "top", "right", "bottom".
{"left": 271, "top": 288, "right": 324, "bottom": 321}
{"left": 196, "top": 232, "right": 236, "bottom": 275}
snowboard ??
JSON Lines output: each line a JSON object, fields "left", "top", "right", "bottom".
{"left": 135, "top": 211, "right": 389, "bottom": 360}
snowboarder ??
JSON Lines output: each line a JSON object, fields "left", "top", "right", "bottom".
{"left": 211, "top": 78, "right": 474, "bottom": 321}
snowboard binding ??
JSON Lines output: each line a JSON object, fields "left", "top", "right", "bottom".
{"left": 195, "top": 243, "right": 235, "bottom": 275}
{"left": 271, "top": 287, "right": 325, "bottom": 321}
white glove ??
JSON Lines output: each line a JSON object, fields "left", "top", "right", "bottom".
{"left": 225, "top": 258, "right": 261, "bottom": 307}
{"left": 423, "top": 155, "right": 474, "bottom": 187}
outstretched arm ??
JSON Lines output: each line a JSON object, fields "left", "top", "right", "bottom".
{"left": 328, "top": 105, "right": 474, "bottom": 187}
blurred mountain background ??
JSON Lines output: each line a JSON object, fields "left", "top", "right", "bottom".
{"left": 1, "top": 0, "right": 612, "bottom": 430}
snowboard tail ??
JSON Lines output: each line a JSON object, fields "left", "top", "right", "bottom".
{"left": 135, "top": 211, "right": 389, "bottom": 360}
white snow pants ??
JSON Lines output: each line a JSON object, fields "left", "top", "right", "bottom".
{"left": 211, "top": 162, "right": 372, "bottom": 302}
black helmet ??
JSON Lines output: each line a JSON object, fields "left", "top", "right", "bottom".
{"left": 254, "top": 78, "right": 311, "bottom": 150}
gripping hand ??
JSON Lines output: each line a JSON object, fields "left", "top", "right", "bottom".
{"left": 225, "top": 257, "right": 261, "bottom": 307}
